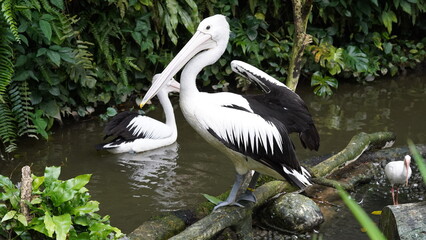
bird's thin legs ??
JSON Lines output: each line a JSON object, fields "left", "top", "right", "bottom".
{"left": 237, "top": 171, "right": 260, "bottom": 203}
{"left": 391, "top": 186, "right": 400, "bottom": 205}
{"left": 214, "top": 173, "right": 247, "bottom": 210}
{"left": 395, "top": 187, "right": 399, "bottom": 205}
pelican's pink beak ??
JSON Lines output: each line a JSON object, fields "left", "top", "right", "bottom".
{"left": 139, "top": 31, "right": 216, "bottom": 108}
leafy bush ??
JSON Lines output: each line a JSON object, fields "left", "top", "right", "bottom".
{"left": 0, "top": 166, "right": 123, "bottom": 239}
{"left": 0, "top": 0, "right": 425, "bottom": 154}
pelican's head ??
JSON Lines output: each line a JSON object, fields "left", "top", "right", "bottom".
{"left": 139, "top": 14, "right": 230, "bottom": 108}
{"left": 404, "top": 155, "right": 411, "bottom": 186}
{"left": 139, "top": 75, "right": 180, "bottom": 108}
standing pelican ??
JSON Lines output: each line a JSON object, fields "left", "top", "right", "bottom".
{"left": 384, "top": 155, "right": 412, "bottom": 205}
{"left": 97, "top": 75, "right": 180, "bottom": 153}
{"left": 140, "top": 15, "right": 319, "bottom": 209}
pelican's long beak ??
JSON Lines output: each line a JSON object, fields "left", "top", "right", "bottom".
{"left": 140, "top": 31, "right": 216, "bottom": 108}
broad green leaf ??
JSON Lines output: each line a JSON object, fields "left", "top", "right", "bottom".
{"left": 39, "top": 20, "right": 52, "bottom": 41}
{"left": 44, "top": 213, "right": 55, "bottom": 237}
{"left": 344, "top": 46, "right": 369, "bottom": 72}
{"left": 336, "top": 185, "right": 386, "bottom": 240}
{"left": 40, "top": 100, "right": 61, "bottom": 120}
{"left": 106, "top": 107, "right": 117, "bottom": 117}
{"left": 381, "top": 10, "right": 397, "bottom": 33}
{"left": 177, "top": 7, "right": 195, "bottom": 33}
{"left": 131, "top": 32, "right": 142, "bottom": 45}
{"left": 247, "top": 28, "right": 258, "bottom": 41}
{"left": 48, "top": 86, "right": 60, "bottom": 96}
{"left": 0, "top": 175, "right": 14, "bottom": 189}
{"left": 30, "top": 197, "right": 42, "bottom": 204}
{"left": 383, "top": 42, "right": 393, "bottom": 54}
{"left": 74, "top": 215, "right": 90, "bottom": 226}
{"left": 50, "top": 0, "right": 64, "bottom": 10}
{"left": 72, "top": 201, "right": 100, "bottom": 215}
{"left": 1, "top": 210, "right": 16, "bottom": 222}
{"left": 47, "top": 50, "right": 61, "bottom": 67}
{"left": 370, "top": 0, "right": 378, "bottom": 6}
{"left": 400, "top": 1, "right": 412, "bottom": 15}
{"left": 44, "top": 166, "right": 61, "bottom": 185}
{"left": 17, "top": 213, "right": 28, "bottom": 226}
{"left": 68, "top": 174, "right": 91, "bottom": 190}
{"left": 36, "top": 48, "right": 47, "bottom": 57}
{"left": 47, "top": 182, "right": 77, "bottom": 206}
{"left": 202, "top": 193, "right": 222, "bottom": 205}
{"left": 53, "top": 214, "right": 72, "bottom": 240}
{"left": 89, "top": 222, "right": 123, "bottom": 238}
{"left": 32, "top": 222, "right": 50, "bottom": 236}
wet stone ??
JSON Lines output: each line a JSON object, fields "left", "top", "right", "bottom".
{"left": 258, "top": 193, "right": 324, "bottom": 233}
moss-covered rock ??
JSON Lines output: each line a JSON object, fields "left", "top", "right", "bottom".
{"left": 258, "top": 193, "right": 323, "bottom": 233}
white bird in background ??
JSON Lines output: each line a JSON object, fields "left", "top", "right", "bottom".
{"left": 97, "top": 75, "right": 180, "bottom": 153}
{"left": 384, "top": 155, "right": 412, "bottom": 205}
{"left": 140, "top": 15, "right": 319, "bottom": 209}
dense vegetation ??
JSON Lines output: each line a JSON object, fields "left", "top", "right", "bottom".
{"left": 0, "top": 0, "right": 425, "bottom": 155}
{"left": 0, "top": 166, "right": 123, "bottom": 239}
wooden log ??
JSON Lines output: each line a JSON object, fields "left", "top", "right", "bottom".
{"left": 129, "top": 132, "right": 396, "bottom": 240}
{"left": 379, "top": 201, "right": 426, "bottom": 240}
{"left": 310, "top": 132, "right": 396, "bottom": 177}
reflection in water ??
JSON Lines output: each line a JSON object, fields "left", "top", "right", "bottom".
{"left": 116, "top": 143, "right": 183, "bottom": 208}
{"left": 0, "top": 68, "right": 425, "bottom": 237}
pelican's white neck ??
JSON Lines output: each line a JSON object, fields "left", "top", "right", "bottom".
{"left": 157, "top": 91, "right": 176, "bottom": 131}
{"left": 180, "top": 45, "right": 227, "bottom": 99}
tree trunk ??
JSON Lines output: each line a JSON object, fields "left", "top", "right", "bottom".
{"left": 286, "top": 0, "right": 313, "bottom": 91}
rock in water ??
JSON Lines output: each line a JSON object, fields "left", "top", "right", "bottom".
{"left": 258, "top": 193, "right": 323, "bottom": 233}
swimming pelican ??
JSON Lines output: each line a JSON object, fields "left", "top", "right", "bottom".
{"left": 140, "top": 15, "right": 319, "bottom": 209}
{"left": 384, "top": 155, "right": 412, "bottom": 205}
{"left": 97, "top": 75, "right": 180, "bottom": 153}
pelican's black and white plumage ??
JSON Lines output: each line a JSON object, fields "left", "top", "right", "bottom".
{"left": 97, "top": 76, "right": 180, "bottom": 154}
{"left": 140, "top": 15, "right": 319, "bottom": 209}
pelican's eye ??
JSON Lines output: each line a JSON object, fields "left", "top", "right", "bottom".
{"left": 206, "top": 25, "right": 211, "bottom": 30}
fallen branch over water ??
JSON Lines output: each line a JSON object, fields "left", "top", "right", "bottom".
{"left": 128, "top": 132, "right": 396, "bottom": 240}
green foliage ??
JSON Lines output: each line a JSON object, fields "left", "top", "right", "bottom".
{"left": 0, "top": 166, "right": 124, "bottom": 239}
{"left": 1, "top": 0, "right": 20, "bottom": 42}
{"left": 336, "top": 185, "right": 387, "bottom": 240}
{"left": 308, "top": 0, "right": 426, "bottom": 91}
{"left": 0, "top": 0, "right": 425, "bottom": 153}
{"left": 311, "top": 71, "right": 338, "bottom": 97}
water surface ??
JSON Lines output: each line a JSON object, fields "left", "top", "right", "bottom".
{"left": 1, "top": 68, "right": 425, "bottom": 238}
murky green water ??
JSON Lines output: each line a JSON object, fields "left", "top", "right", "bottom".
{"left": 1, "top": 68, "right": 425, "bottom": 238}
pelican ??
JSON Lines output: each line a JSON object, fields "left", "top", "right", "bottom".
{"left": 140, "top": 15, "right": 319, "bottom": 209}
{"left": 384, "top": 155, "right": 412, "bottom": 205}
{"left": 97, "top": 75, "right": 180, "bottom": 153}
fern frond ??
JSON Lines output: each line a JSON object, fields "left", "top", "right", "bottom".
{"left": 66, "top": 40, "right": 98, "bottom": 89}
{"left": 90, "top": 23, "right": 114, "bottom": 68}
{"left": 124, "top": 57, "right": 142, "bottom": 72}
{"left": 0, "top": 102, "right": 17, "bottom": 153}
{"left": 8, "top": 81, "right": 36, "bottom": 137}
{"left": 1, "top": 0, "right": 21, "bottom": 42}
{"left": 114, "top": 0, "right": 128, "bottom": 18}
{"left": 0, "top": 26, "right": 14, "bottom": 102}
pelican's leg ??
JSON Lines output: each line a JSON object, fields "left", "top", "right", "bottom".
{"left": 214, "top": 173, "right": 246, "bottom": 210}
{"left": 237, "top": 171, "right": 260, "bottom": 203}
